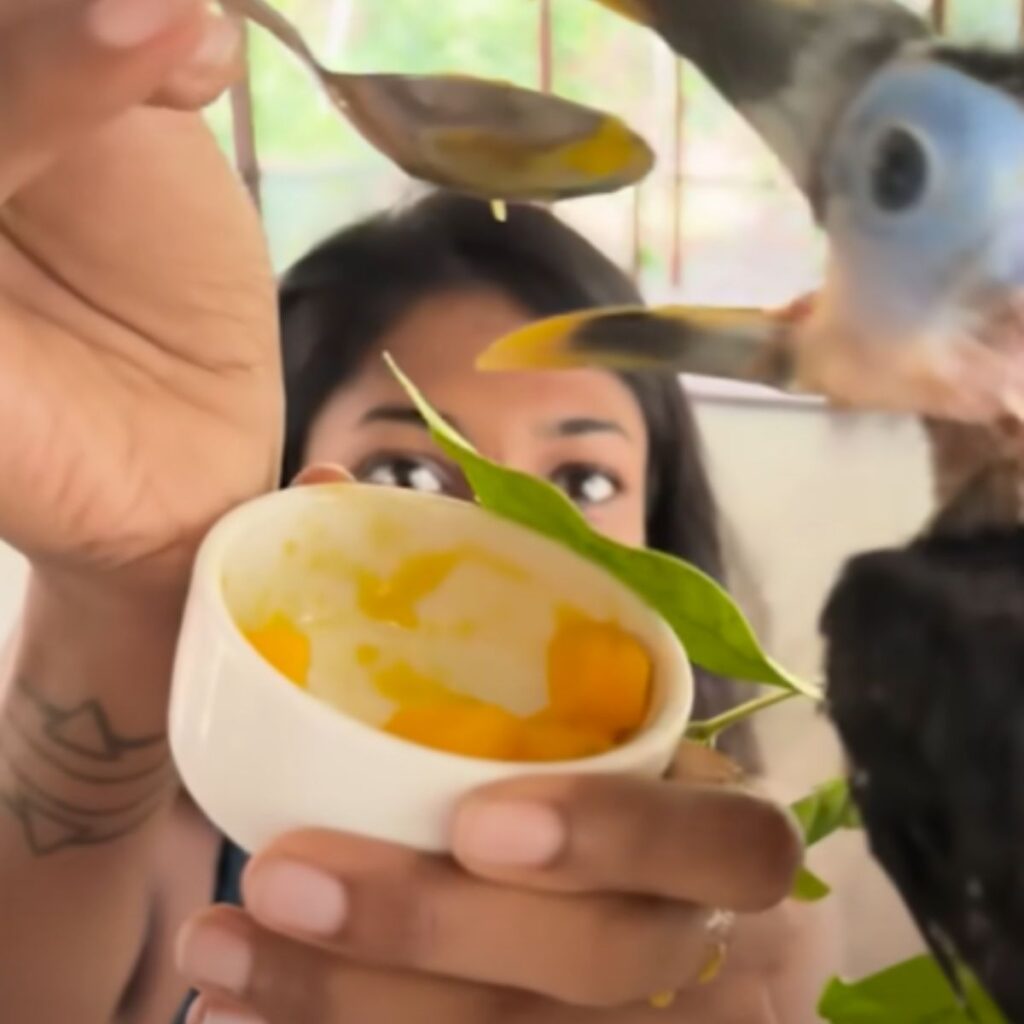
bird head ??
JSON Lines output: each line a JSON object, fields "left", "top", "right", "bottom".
{"left": 799, "top": 56, "right": 1024, "bottom": 418}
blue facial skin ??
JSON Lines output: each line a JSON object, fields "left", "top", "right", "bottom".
{"left": 821, "top": 57, "right": 1024, "bottom": 342}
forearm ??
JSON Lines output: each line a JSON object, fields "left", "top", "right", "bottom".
{"left": 0, "top": 570, "right": 186, "bottom": 1023}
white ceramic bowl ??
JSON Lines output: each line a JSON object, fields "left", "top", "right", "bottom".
{"left": 170, "top": 484, "right": 693, "bottom": 854}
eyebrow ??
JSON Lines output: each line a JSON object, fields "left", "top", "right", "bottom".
{"left": 359, "top": 403, "right": 467, "bottom": 436}
{"left": 543, "top": 417, "right": 630, "bottom": 439}
{"left": 359, "top": 404, "right": 425, "bottom": 428}
{"left": 360, "top": 406, "right": 627, "bottom": 441}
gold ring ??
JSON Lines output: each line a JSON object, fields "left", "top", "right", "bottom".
{"left": 697, "top": 941, "right": 729, "bottom": 986}
{"left": 699, "top": 909, "right": 735, "bottom": 986}
{"left": 648, "top": 909, "right": 736, "bottom": 1007}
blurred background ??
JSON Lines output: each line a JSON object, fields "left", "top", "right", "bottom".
{"left": 202, "top": 0, "right": 1019, "bottom": 299}
{"left": 2, "top": 0, "right": 1022, "bottom": 984}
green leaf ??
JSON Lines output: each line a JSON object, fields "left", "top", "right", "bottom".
{"left": 788, "top": 779, "right": 861, "bottom": 903}
{"left": 388, "top": 357, "right": 819, "bottom": 696}
{"left": 955, "top": 964, "right": 1010, "bottom": 1024}
{"left": 818, "top": 956, "right": 1007, "bottom": 1024}
{"left": 792, "top": 779, "right": 862, "bottom": 848}
{"left": 792, "top": 866, "right": 832, "bottom": 902}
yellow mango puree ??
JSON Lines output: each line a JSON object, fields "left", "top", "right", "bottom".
{"left": 557, "top": 116, "right": 642, "bottom": 178}
{"left": 244, "top": 548, "right": 652, "bottom": 763}
{"left": 354, "top": 547, "right": 521, "bottom": 628}
{"left": 245, "top": 612, "right": 311, "bottom": 687}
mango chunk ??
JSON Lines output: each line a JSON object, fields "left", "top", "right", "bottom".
{"left": 519, "top": 714, "right": 615, "bottom": 762}
{"left": 385, "top": 703, "right": 524, "bottom": 760}
{"left": 246, "top": 613, "right": 311, "bottom": 687}
{"left": 377, "top": 609, "right": 652, "bottom": 761}
{"left": 244, "top": 578, "right": 655, "bottom": 766}
{"left": 547, "top": 612, "right": 652, "bottom": 737}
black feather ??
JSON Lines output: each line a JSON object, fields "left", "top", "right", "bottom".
{"left": 823, "top": 529, "right": 1024, "bottom": 1021}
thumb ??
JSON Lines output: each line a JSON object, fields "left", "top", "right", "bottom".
{"left": 772, "top": 292, "right": 817, "bottom": 326}
{"left": 0, "top": 0, "right": 219, "bottom": 202}
{"left": 290, "top": 465, "right": 356, "bottom": 487}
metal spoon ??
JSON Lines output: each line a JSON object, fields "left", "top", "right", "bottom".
{"left": 219, "top": 0, "right": 654, "bottom": 201}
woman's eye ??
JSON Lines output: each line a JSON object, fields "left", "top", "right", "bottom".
{"left": 550, "top": 464, "right": 622, "bottom": 507}
{"left": 358, "top": 455, "right": 448, "bottom": 495}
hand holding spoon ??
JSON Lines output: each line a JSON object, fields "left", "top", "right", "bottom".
{"left": 219, "top": 0, "right": 654, "bottom": 201}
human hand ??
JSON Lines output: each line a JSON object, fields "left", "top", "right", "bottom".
{"left": 0, "top": 0, "right": 281, "bottom": 601}
{"left": 178, "top": 750, "right": 803, "bottom": 1022}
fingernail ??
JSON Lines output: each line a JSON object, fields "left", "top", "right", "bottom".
{"left": 86, "top": 0, "right": 197, "bottom": 49}
{"left": 175, "top": 922, "right": 252, "bottom": 994}
{"left": 454, "top": 801, "right": 566, "bottom": 866}
{"left": 187, "top": 1001, "right": 264, "bottom": 1024}
{"left": 246, "top": 861, "right": 349, "bottom": 936}
{"left": 290, "top": 463, "right": 355, "bottom": 487}
{"left": 186, "top": 15, "right": 241, "bottom": 71}
{"left": 202, "top": 1011, "right": 265, "bottom": 1024}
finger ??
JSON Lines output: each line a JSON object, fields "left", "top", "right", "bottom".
{"left": 186, "top": 983, "right": 777, "bottom": 1024}
{"left": 289, "top": 464, "right": 355, "bottom": 487}
{"left": 178, "top": 906, "right": 505, "bottom": 1024}
{"left": 643, "top": 973, "right": 783, "bottom": 1024}
{"left": 239, "top": 832, "right": 719, "bottom": 1008}
{"left": 180, "top": 914, "right": 787, "bottom": 1024}
{"left": 150, "top": 13, "right": 245, "bottom": 110}
{"left": 0, "top": 0, "right": 212, "bottom": 201}
{"left": 451, "top": 774, "right": 802, "bottom": 912}
{"left": 772, "top": 292, "right": 817, "bottom": 325}
{"left": 1, "top": 108, "right": 275, "bottom": 367}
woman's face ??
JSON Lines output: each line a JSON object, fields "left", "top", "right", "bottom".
{"left": 304, "top": 289, "right": 650, "bottom": 547}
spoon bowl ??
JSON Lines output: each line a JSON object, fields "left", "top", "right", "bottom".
{"left": 221, "top": 0, "right": 654, "bottom": 200}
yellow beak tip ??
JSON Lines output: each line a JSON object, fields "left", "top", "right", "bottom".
{"left": 475, "top": 347, "right": 516, "bottom": 371}
{"left": 476, "top": 333, "right": 569, "bottom": 371}
{"left": 477, "top": 344, "right": 586, "bottom": 371}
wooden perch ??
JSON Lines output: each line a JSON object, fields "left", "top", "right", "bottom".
{"left": 539, "top": 0, "right": 553, "bottom": 93}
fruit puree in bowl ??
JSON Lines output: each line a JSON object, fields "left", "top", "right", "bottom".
{"left": 170, "top": 483, "right": 692, "bottom": 852}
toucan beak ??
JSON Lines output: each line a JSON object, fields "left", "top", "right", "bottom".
{"left": 477, "top": 304, "right": 794, "bottom": 387}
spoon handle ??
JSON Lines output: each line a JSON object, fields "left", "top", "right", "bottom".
{"left": 219, "top": 0, "right": 322, "bottom": 72}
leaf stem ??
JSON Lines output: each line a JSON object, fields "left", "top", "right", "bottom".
{"left": 686, "top": 689, "right": 800, "bottom": 743}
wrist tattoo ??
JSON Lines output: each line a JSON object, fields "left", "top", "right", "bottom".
{"left": 0, "top": 678, "right": 173, "bottom": 855}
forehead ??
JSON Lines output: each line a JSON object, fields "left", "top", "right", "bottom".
{"left": 333, "top": 288, "right": 647, "bottom": 432}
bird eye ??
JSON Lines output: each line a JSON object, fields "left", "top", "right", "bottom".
{"left": 869, "top": 126, "right": 930, "bottom": 213}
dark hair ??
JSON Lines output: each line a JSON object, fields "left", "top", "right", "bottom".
{"left": 279, "top": 191, "right": 756, "bottom": 767}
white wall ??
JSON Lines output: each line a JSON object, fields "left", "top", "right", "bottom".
{"left": 691, "top": 384, "right": 931, "bottom": 979}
